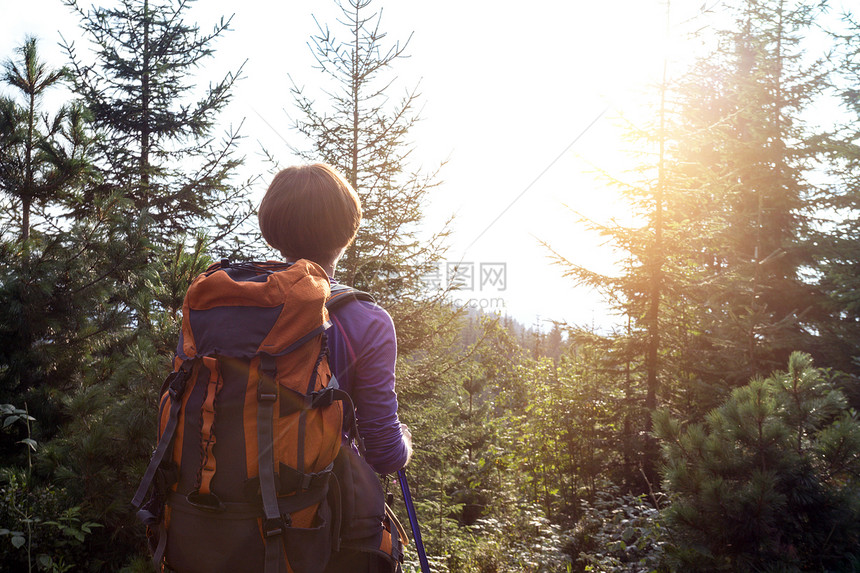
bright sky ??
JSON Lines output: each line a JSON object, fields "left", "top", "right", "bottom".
{"left": 3, "top": 0, "right": 717, "bottom": 330}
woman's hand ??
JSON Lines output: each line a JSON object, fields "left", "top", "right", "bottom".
{"left": 401, "top": 423, "right": 413, "bottom": 466}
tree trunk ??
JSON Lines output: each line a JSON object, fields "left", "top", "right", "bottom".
{"left": 21, "top": 87, "right": 35, "bottom": 242}
{"left": 140, "top": 0, "right": 152, "bottom": 211}
{"left": 642, "top": 0, "right": 670, "bottom": 487}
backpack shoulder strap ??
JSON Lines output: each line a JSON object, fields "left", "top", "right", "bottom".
{"left": 326, "top": 284, "right": 375, "bottom": 313}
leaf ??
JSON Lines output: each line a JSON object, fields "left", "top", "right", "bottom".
{"left": 11, "top": 535, "right": 25, "bottom": 549}
{"left": 18, "top": 438, "right": 37, "bottom": 451}
{"left": 3, "top": 416, "right": 18, "bottom": 428}
{"left": 622, "top": 527, "right": 636, "bottom": 541}
{"left": 38, "top": 555, "right": 52, "bottom": 567}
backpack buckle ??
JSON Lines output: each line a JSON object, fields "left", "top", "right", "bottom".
{"left": 307, "top": 387, "right": 334, "bottom": 409}
{"left": 263, "top": 514, "right": 291, "bottom": 538}
{"left": 257, "top": 380, "right": 277, "bottom": 403}
{"left": 258, "top": 356, "right": 277, "bottom": 403}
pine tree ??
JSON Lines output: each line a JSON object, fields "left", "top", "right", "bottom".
{"left": 809, "top": 10, "right": 860, "bottom": 381}
{"left": 61, "top": 0, "right": 253, "bottom": 249}
{"left": 0, "top": 37, "right": 138, "bottom": 406}
{"left": 655, "top": 352, "right": 860, "bottom": 571}
{"left": 666, "top": 0, "right": 831, "bottom": 387}
{"left": 0, "top": 37, "right": 67, "bottom": 242}
{"left": 287, "top": 0, "right": 448, "bottom": 318}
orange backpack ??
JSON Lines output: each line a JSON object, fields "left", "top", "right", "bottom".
{"left": 132, "top": 259, "right": 405, "bottom": 573}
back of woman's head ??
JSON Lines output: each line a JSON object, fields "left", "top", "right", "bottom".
{"left": 258, "top": 164, "right": 362, "bottom": 263}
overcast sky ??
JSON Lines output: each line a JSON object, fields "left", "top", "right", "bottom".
{"left": 3, "top": 0, "right": 725, "bottom": 330}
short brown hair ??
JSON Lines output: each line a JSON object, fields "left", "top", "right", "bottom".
{"left": 258, "top": 164, "right": 361, "bottom": 262}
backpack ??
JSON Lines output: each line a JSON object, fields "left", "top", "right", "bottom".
{"left": 132, "top": 259, "right": 406, "bottom": 573}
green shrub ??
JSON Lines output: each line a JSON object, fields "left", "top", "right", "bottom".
{"left": 655, "top": 352, "right": 860, "bottom": 572}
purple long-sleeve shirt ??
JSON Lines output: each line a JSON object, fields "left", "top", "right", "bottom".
{"left": 326, "top": 284, "right": 409, "bottom": 475}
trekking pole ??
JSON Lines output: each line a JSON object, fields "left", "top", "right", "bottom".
{"left": 397, "top": 469, "right": 431, "bottom": 573}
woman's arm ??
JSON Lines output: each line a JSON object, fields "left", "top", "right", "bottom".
{"left": 348, "top": 306, "right": 411, "bottom": 474}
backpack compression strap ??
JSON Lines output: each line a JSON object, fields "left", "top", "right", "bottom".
{"left": 257, "top": 354, "right": 286, "bottom": 573}
{"left": 132, "top": 360, "right": 196, "bottom": 510}
{"left": 326, "top": 284, "right": 375, "bottom": 313}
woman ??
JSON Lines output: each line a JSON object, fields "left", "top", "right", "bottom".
{"left": 258, "top": 163, "right": 412, "bottom": 572}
